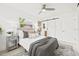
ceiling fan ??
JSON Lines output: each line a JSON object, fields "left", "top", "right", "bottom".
{"left": 39, "top": 4, "right": 55, "bottom": 14}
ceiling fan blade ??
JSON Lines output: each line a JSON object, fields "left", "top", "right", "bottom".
{"left": 45, "top": 8, "right": 55, "bottom": 11}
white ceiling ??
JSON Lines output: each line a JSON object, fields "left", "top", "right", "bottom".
{"left": 0, "top": 3, "right": 77, "bottom": 22}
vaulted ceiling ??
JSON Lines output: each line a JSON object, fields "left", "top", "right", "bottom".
{"left": 0, "top": 3, "right": 77, "bottom": 22}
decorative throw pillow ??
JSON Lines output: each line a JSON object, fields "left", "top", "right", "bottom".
{"left": 23, "top": 31, "right": 29, "bottom": 38}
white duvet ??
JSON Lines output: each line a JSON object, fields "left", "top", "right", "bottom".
{"left": 19, "top": 36, "right": 45, "bottom": 51}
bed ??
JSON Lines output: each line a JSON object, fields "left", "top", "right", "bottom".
{"left": 18, "top": 30, "right": 59, "bottom": 56}
{"left": 19, "top": 35, "right": 45, "bottom": 51}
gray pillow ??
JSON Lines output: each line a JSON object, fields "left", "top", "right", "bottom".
{"left": 23, "top": 31, "right": 29, "bottom": 38}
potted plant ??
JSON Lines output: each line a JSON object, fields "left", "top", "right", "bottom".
{"left": 19, "top": 17, "right": 26, "bottom": 28}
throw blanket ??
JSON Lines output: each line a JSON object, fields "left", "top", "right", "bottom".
{"left": 29, "top": 37, "right": 59, "bottom": 56}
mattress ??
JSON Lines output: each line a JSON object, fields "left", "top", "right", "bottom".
{"left": 19, "top": 36, "right": 45, "bottom": 51}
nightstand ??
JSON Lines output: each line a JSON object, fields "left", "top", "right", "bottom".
{"left": 6, "top": 35, "right": 19, "bottom": 51}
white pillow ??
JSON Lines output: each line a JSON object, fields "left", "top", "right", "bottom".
{"left": 18, "top": 30, "right": 24, "bottom": 39}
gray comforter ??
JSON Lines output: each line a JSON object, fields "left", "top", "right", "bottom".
{"left": 29, "top": 37, "right": 59, "bottom": 56}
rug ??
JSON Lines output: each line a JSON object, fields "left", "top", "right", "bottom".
{"left": 1, "top": 41, "right": 79, "bottom": 56}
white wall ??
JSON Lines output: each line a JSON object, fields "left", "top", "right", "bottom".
{"left": 46, "top": 4, "right": 79, "bottom": 53}
{"left": 0, "top": 3, "right": 39, "bottom": 51}
{"left": 0, "top": 16, "right": 7, "bottom": 51}
{"left": 75, "top": 6, "right": 79, "bottom": 53}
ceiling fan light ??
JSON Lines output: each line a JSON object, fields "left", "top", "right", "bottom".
{"left": 42, "top": 9, "right": 46, "bottom": 12}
